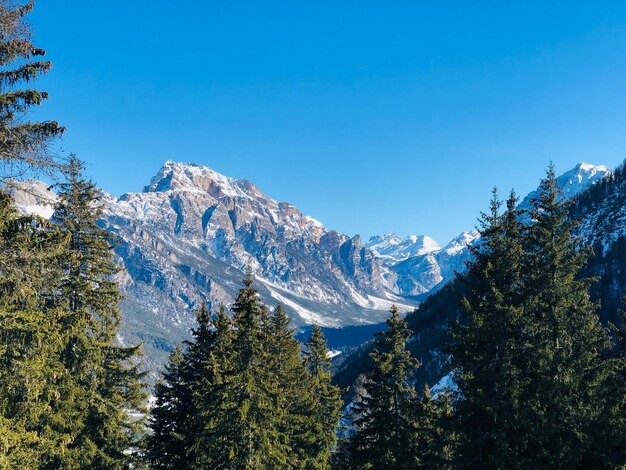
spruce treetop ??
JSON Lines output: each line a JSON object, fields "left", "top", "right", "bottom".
{"left": 0, "top": 0, "right": 65, "bottom": 180}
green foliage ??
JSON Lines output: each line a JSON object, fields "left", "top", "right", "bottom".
{"left": 347, "top": 305, "right": 453, "bottom": 469}
{"left": 51, "top": 156, "right": 148, "bottom": 468}
{"left": 148, "top": 276, "right": 342, "bottom": 469}
{"left": 410, "top": 385, "right": 456, "bottom": 469}
{"left": 519, "top": 166, "right": 616, "bottom": 467}
{"left": 304, "top": 325, "right": 342, "bottom": 469}
{"left": 0, "top": 160, "right": 148, "bottom": 468}
{"left": 146, "top": 346, "right": 190, "bottom": 470}
{"left": 186, "top": 303, "right": 233, "bottom": 469}
{"left": 450, "top": 188, "right": 528, "bottom": 467}
{"left": 0, "top": 0, "right": 65, "bottom": 179}
{"left": 349, "top": 305, "right": 418, "bottom": 468}
{"left": 0, "top": 189, "right": 73, "bottom": 469}
{"left": 450, "top": 167, "right": 622, "bottom": 468}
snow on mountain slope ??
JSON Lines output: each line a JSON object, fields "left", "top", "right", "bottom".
{"left": 519, "top": 162, "right": 611, "bottom": 210}
{"left": 102, "top": 162, "right": 420, "bottom": 345}
{"left": 4, "top": 162, "right": 419, "bottom": 375}
{"left": 5, "top": 179, "right": 58, "bottom": 219}
{"left": 572, "top": 163, "right": 626, "bottom": 249}
{"left": 366, "top": 233, "right": 440, "bottom": 262}
{"left": 3, "top": 161, "right": 609, "bottom": 376}
{"left": 104, "top": 161, "right": 406, "bottom": 316}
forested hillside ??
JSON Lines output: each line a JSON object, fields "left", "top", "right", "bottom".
{"left": 335, "top": 161, "right": 626, "bottom": 401}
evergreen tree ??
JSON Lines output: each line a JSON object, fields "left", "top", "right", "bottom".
{"left": 0, "top": 2, "right": 68, "bottom": 465}
{"left": 264, "top": 304, "right": 314, "bottom": 468}
{"left": 410, "top": 384, "right": 456, "bottom": 469}
{"left": 599, "top": 298, "right": 626, "bottom": 468}
{"left": 216, "top": 273, "right": 286, "bottom": 469}
{"left": 0, "top": 191, "right": 71, "bottom": 468}
{"left": 303, "top": 325, "right": 342, "bottom": 469}
{"left": 187, "top": 303, "right": 233, "bottom": 469}
{"left": 449, "top": 188, "right": 528, "bottom": 468}
{"left": 0, "top": 0, "right": 65, "bottom": 179}
{"left": 146, "top": 345, "right": 191, "bottom": 470}
{"left": 519, "top": 165, "right": 614, "bottom": 467}
{"left": 53, "top": 156, "right": 147, "bottom": 468}
{"left": 450, "top": 167, "right": 619, "bottom": 467}
{"left": 349, "top": 305, "right": 419, "bottom": 469}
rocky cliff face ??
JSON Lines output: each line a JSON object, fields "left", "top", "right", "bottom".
{"left": 103, "top": 161, "right": 409, "bottom": 323}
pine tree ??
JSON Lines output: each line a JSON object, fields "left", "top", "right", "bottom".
{"left": 616, "top": 300, "right": 626, "bottom": 464}
{"left": 146, "top": 345, "right": 191, "bottom": 470}
{"left": 0, "top": 2, "right": 70, "bottom": 464}
{"left": 349, "top": 305, "right": 419, "bottom": 469}
{"left": 449, "top": 188, "right": 528, "bottom": 468}
{"left": 303, "top": 325, "right": 342, "bottom": 469}
{"left": 599, "top": 297, "right": 626, "bottom": 468}
{"left": 519, "top": 165, "right": 614, "bottom": 467}
{"left": 0, "top": 0, "right": 65, "bottom": 179}
{"left": 263, "top": 304, "right": 314, "bottom": 468}
{"left": 0, "top": 190, "right": 72, "bottom": 467}
{"left": 53, "top": 156, "right": 147, "bottom": 468}
{"left": 410, "top": 384, "right": 456, "bottom": 469}
{"left": 187, "top": 303, "right": 233, "bottom": 469}
{"left": 213, "top": 273, "right": 286, "bottom": 469}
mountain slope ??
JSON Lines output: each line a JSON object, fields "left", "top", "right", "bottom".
{"left": 366, "top": 233, "right": 440, "bottom": 263}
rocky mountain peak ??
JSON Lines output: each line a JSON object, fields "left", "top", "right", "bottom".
{"left": 143, "top": 160, "right": 262, "bottom": 200}
{"left": 366, "top": 232, "right": 441, "bottom": 263}
{"left": 519, "top": 162, "right": 611, "bottom": 210}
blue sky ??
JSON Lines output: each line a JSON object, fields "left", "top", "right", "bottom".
{"left": 31, "top": 1, "right": 626, "bottom": 244}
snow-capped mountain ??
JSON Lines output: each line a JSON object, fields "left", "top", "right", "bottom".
{"left": 387, "top": 230, "right": 480, "bottom": 296}
{"left": 366, "top": 233, "right": 440, "bottom": 263}
{"left": 107, "top": 160, "right": 413, "bottom": 320}
{"left": 336, "top": 162, "right": 620, "bottom": 397}
{"left": 5, "top": 179, "right": 57, "bottom": 219}
{"left": 519, "top": 162, "right": 611, "bottom": 210}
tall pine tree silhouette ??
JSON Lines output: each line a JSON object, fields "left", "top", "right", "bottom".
{"left": 303, "top": 325, "right": 342, "bottom": 469}
{"left": 53, "top": 156, "right": 147, "bottom": 468}
{"left": 520, "top": 165, "right": 614, "bottom": 467}
{"left": 450, "top": 188, "right": 527, "bottom": 467}
{"left": 0, "top": 191, "right": 70, "bottom": 467}
{"left": 146, "top": 345, "right": 191, "bottom": 470}
{"left": 349, "top": 305, "right": 419, "bottom": 469}
{"left": 187, "top": 303, "right": 234, "bottom": 468}
{"left": 220, "top": 273, "right": 286, "bottom": 468}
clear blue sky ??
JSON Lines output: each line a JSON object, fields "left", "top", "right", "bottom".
{"left": 31, "top": 1, "right": 626, "bottom": 244}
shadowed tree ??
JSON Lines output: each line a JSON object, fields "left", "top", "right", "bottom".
{"left": 349, "top": 305, "right": 419, "bottom": 469}
{"left": 303, "top": 324, "right": 342, "bottom": 469}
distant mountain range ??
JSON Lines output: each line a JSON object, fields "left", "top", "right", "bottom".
{"left": 5, "top": 160, "right": 611, "bottom": 374}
